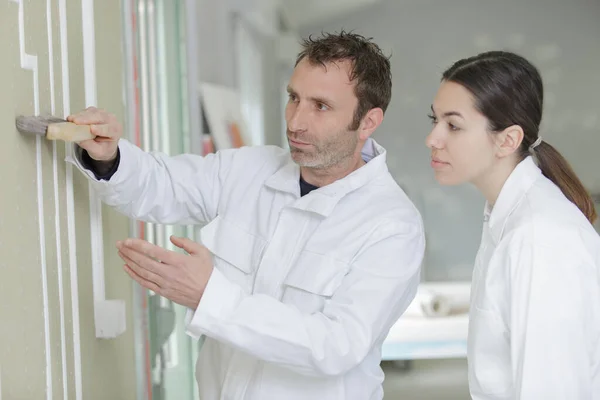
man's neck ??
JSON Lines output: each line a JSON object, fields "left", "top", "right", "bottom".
{"left": 300, "top": 154, "right": 365, "bottom": 188}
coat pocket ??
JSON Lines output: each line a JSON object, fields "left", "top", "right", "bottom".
{"left": 282, "top": 251, "right": 350, "bottom": 312}
{"left": 200, "top": 215, "right": 266, "bottom": 289}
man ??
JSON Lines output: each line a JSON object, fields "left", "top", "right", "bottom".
{"left": 69, "top": 31, "right": 425, "bottom": 399}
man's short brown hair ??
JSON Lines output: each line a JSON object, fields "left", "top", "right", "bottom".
{"left": 295, "top": 30, "right": 392, "bottom": 130}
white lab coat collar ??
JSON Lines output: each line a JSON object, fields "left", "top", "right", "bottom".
{"left": 485, "top": 156, "right": 542, "bottom": 243}
{"left": 265, "top": 138, "right": 388, "bottom": 217}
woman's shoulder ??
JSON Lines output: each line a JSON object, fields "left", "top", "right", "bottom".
{"left": 498, "top": 200, "right": 600, "bottom": 275}
{"left": 503, "top": 177, "right": 598, "bottom": 248}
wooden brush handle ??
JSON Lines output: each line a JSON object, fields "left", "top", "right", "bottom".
{"left": 46, "top": 122, "right": 96, "bottom": 142}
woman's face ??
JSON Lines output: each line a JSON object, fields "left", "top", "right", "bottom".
{"left": 426, "top": 81, "right": 499, "bottom": 186}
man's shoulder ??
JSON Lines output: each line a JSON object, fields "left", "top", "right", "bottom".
{"left": 361, "top": 173, "right": 419, "bottom": 212}
{"left": 347, "top": 177, "right": 423, "bottom": 234}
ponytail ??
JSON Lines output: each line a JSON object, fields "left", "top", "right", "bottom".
{"left": 534, "top": 141, "right": 597, "bottom": 224}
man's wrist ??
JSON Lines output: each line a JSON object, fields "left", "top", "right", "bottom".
{"left": 80, "top": 148, "right": 121, "bottom": 181}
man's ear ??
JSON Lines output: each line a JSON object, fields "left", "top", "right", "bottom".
{"left": 495, "top": 124, "right": 524, "bottom": 158}
{"left": 358, "top": 108, "right": 384, "bottom": 140}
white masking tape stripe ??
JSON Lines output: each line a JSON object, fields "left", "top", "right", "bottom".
{"left": 46, "top": 0, "right": 68, "bottom": 396}
{"left": 58, "top": 0, "right": 83, "bottom": 397}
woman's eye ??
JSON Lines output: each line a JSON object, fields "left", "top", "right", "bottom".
{"left": 448, "top": 122, "right": 460, "bottom": 131}
{"left": 427, "top": 113, "right": 437, "bottom": 124}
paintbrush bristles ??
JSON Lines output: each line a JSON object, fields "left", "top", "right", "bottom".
{"left": 15, "top": 115, "right": 67, "bottom": 136}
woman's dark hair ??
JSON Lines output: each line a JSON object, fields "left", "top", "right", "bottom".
{"left": 443, "top": 51, "right": 597, "bottom": 223}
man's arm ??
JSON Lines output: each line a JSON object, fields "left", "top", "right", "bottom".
{"left": 186, "top": 222, "right": 425, "bottom": 377}
{"left": 66, "top": 107, "right": 226, "bottom": 225}
{"left": 70, "top": 139, "right": 227, "bottom": 225}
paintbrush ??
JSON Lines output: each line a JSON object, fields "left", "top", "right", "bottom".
{"left": 15, "top": 115, "right": 96, "bottom": 142}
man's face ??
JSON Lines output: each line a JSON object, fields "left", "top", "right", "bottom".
{"left": 285, "top": 58, "right": 361, "bottom": 169}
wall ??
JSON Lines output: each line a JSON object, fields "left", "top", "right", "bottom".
{"left": 195, "top": 0, "right": 285, "bottom": 147}
{"left": 0, "top": 0, "right": 136, "bottom": 398}
{"left": 300, "top": 0, "right": 600, "bottom": 280}
{"left": 196, "top": 0, "right": 237, "bottom": 88}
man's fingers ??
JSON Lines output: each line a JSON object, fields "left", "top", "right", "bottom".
{"left": 119, "top": 252, "right": 164, "bottom": 287}
{"left": 170, "top": 236, "right": 206, "bottom": 256}
{"left": 118, "top": 249, "right": 165, "bottom": 287}
{"left": 119, "top": 238, "right": 181, "bottom": 265}
{"left": 68, "top": 107, "right": 107, "bottom": 125}
{"left": 90, "top": 124, "right": 115, "bottom": 139}
{"left": 123, "top": 264, "right": 161, "bottom": 293}
{"left": 77, "top": 139, "right": 103, "bottom": 153}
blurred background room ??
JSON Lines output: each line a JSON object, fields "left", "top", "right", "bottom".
{"left": 1, "top": 0, "right": 599, "bottom": 399}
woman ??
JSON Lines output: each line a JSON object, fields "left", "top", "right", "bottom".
{"left": 426, "top": 51, "right": 600, "bottom": 399}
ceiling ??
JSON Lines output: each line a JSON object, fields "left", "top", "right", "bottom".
{"left": 228, "top": 0, "right": 383, "bottom": 35}
{"left": 279, "top": 0, "right": 383, "bottom": 30}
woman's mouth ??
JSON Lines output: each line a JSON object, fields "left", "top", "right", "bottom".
{"left": 431, "top": 157, "right": 450, "bottom": 169}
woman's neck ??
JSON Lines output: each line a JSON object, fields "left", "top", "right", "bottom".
{"left": 473, "top": 157, "right": 520, "bottom": 208}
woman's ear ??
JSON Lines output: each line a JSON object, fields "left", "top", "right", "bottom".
{"left": 495, "top": 125, "right": 524, "bottom": 158}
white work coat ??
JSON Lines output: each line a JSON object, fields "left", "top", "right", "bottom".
{"left": 69, "top": 138, "right": 425, "bottom": 400}
{"left": 469, "top": 156, "right": 600, "bottom": 399}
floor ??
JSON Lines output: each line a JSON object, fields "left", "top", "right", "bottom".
{"left": 382, "top": 358, "right": 471, "bottom": 400}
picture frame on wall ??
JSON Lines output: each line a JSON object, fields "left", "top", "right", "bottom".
{"left": 199, "top": 82, "right": 252, "bottom": 151}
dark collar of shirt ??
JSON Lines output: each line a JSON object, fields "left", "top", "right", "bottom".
{"left": 298, "top": 156, "right": 371, "bottom": 196}
{"left": 299, "top": 176, "right": 319, "bottom": 197}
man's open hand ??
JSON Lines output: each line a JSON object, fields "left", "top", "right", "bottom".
{"left": 117, "top": 236, "right": 214, "bottom": 309}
